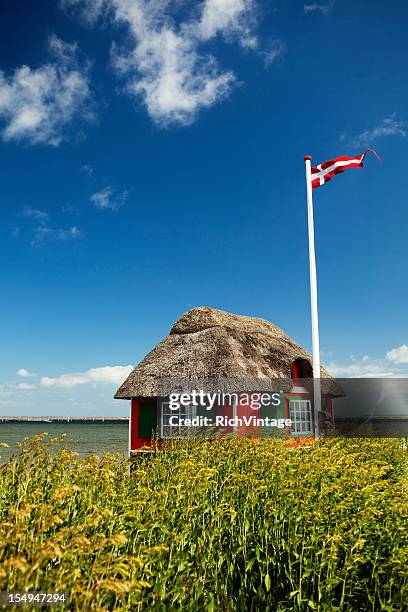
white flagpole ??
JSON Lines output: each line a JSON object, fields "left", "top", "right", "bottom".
{"left": 304, "top": 155, "right": 321, "bottom": 438}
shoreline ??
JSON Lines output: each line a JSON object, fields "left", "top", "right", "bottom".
{"left": 0, "top": 417, "right": 129, "bottom": 423}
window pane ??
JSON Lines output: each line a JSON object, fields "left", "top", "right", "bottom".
{"left": 160, "top": 402, "right": 197, "bottom": 438}
{"left": 289, "top": 399, "right": 313, "bottom": 435}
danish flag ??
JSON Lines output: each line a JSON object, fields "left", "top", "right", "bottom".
{"left": 310, "top": 148, "right": 381, "bottom": 189}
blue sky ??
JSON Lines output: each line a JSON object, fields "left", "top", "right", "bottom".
{"left": 1, "top": 0, "right": 408, "bottom": 416}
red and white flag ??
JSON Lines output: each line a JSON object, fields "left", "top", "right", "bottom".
{"left": 310, "top": 148, "right": 381, "bottom": 189}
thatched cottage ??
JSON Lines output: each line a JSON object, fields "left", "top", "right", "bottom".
{"left": 115, "top": 307, "right": 339, "bottom": 451}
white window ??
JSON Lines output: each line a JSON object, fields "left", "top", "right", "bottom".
{"left": 160, "top": 402, "right": 196, "bottom": 439}
{"left": 289, "top": 399, "right": 313, "bottom": 435}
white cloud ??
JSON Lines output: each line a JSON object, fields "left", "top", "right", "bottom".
{"left": 81, "top": 163, "right": 94, "bottom": 178}
{"left": 325, "top": 360, "right": 396, "bottom": 378}
{"left": 0, "top": 385, "right": 13, "bottom": 397}
{"left": 325, "top": 350, "right": 408, "bottom": 378}
{"left": 17, "top": 383, "right": 36, "bottom": 390}
{"left": 0, "top": 35, "right": 93, "bottom": 146}
{"left": 18, "top": 205, "right": 83, "bottom": 246}
{"left": 90, "top": 186, "right": 129, "bottom": 210}
{"left": 31, "top": 223, "right": 83, "bottom": 246}
{"left": 60, "top": 0, "right": 107, "bottom": 24}
{"left": 110, "top": 1, "right": 236, "bottom": 127}
{"left": 63, "top": 226, "right": 82, "bottom": 239}
{"left": 197, "top": 0, "right": 256, "bottom": 45}
{"left": 23, "top": 207, "right": 50, "bottom": 221}
{"left": 343, "top": 114, "right": 407, "bottom": 149}
{"left": 62, "top": 0, "right": 275, "bottom": 126}
{"left": 304, "top": 1, "right": 334, "bottom": 15}
{"left": 386, "top": 345, "right": 408, "bottom": 364}
{"left": 41, "top": 365, "right": 133, "bottom": 388}
{"left": 17, "top": 368, "right": 38, "bottom": 378}
{"left": 258, "top": 40, "right": 286, "bottom": 67}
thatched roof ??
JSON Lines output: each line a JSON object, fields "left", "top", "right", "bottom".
{"left": 114, "top": 307, "right": 341, "bottom": 399}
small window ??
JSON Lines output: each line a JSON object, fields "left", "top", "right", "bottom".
{"left": 289, "top": 399, "right": 313, "bottom": 435}
{"left": 160, "top": 402, "right": 196, "bottom": 439}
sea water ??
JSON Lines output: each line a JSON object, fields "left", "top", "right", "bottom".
{"left": 0, "top": 422, "right": 129, "bottom": 461}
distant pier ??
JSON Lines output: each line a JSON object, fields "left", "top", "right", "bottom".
{"left": 0, "top": 417, "right": 129, "bottom": 423}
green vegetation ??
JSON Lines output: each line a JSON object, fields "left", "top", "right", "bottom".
{"left": 0, "top": 435, "right": 407, "bottom": 611}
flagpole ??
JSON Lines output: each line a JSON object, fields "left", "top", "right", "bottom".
{"left": 304, "top": 155, "right": 321, "bottom": 439}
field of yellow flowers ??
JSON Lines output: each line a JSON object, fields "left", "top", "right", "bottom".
{"left": 0, "top": 434, "right": 407, "bottom": 611}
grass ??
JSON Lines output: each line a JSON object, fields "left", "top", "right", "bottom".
{"left": 0, "top": 435, "right": 407, "bottom": 611}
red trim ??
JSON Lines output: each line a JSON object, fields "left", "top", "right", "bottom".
{"left": 284, "top": 397, "right": 290, "bottom": 437}
{"left": 130, "top": 398, "right": 153, "bottom": 450}
{"left": 290, "top": 362, "right": 301, "bottom": 387}
{"left": 236, "top": 394, "right": 258, "bottom": 432}
{"left": 130, "top": 398, "right": 139, "bottom": 449}
{"left": 217, "top": 401, "right": 234, "bottom": 432}
{"left": 290, "top": 362, "right": 299, "bottom": 379}
{"left": 284, "top": 397, "right": 289, "bottom": 419}
{"left": 304, "top": 155, "right": 312, "bottom": 161}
